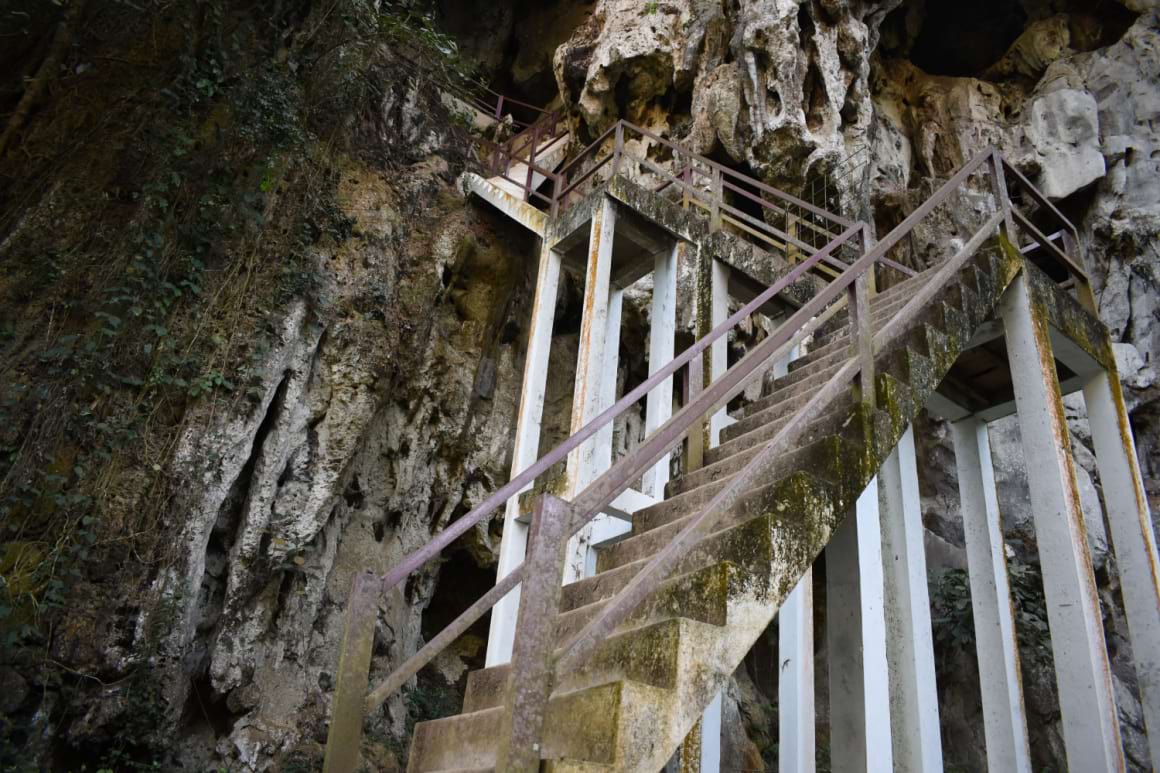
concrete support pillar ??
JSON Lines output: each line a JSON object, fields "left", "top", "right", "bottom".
{"left": 951, "top": 417, "right": 1032, "bottom": 773}
{"left": 708, "top": 259, "right": 732, "bottom": 447}
{"left": 699, "top": 692, "right": 722, "bottom": 773}
{"left": 643, "top": 241, "right": 680, "bottom": 498}
{"left": 565, "top": 196, "right": 619, "bottom": 583}
{"left": 486, "top": 240, "right": 562, "bottom": 667}
{"left": 1000, "top": 274, "right": 1124, "bottom": 771}
{"left": 878, "top": 425, "right": 943, "bottom": 771}
{"left": 826, "top": 478, "right": 893, "bottom": 772}
{"left": 1083, "top": 368, "right": 1160, "bottom": 767}
{"left": 778, "top": 570, "right": 815, "bottom": 773}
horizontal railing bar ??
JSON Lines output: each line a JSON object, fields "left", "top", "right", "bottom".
{"left": 623, "top": 121, "right": 854, "bottom": 228}
{"left": 636, "top": 155, "right": 711, "bottom": 204}
{"left": 365, "top": 564, "right": 526, "bottom": 712}
{"left": 721, "top": 180, "right": 843, "bottom": 244}
{"left": 1020, "top": 230, "right": 1065, "bottom": 253}
{"left": 1000, "top": 157, "right": 1078, "bottom": 237}
{"left": 878, "top": 256, "right": 918, "bottom": 277}
{"left": 558, "top": 154, "right": 613, "bottom": 199}
{"left": 1011, "top": 208, "right": 1087, "bottom": 280}
{"left": 717, "top": 199, "right": 844, "bottom": 268}
{"left": 557, "top": 123, "right": 620, "bottom": 178}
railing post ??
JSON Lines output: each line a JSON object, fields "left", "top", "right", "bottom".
{"left": 681, "top": 160, "right": 692, "bottom": 210}
{"left": 848, "top": 271, "right": 876, "bottom": 409}
{"left": 494, "top": 494, "right": 571, "bottom": 772}
{"left": 322, "top": 570, "right": 381, "bottom": 773}
{"left": 495, "top": 94, "right": 504, "bottom": 121}
{"left": 709, "top": 167, "right": 723, "bottom": 232}
{"left": 1061, "top": 229, "right": 1097, "bottom": 314}
{"left": 611, "top": 122, "right": 624, "bottom": 177}
{"left": 683, "top": 356, "right": 705, "bottom": 472}
{"left": 862, "top": 223, "right": 879, "bottom": 296}
{"left": 989, "top": 149, "right": 1015, "bottom": 239}
{"left": 524, "top": 122, "right": 539, "bottom": 202}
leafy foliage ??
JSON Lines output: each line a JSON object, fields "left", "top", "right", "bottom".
{"left": 930, "top": 557, "right": 1053, "bottom": 669}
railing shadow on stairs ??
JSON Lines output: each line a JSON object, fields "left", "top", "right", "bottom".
{"left": 322, "top": 133, "right": 1094, "bottom": 770}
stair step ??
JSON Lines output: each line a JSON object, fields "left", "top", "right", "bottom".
{"left": 556, "top": 559, "right": 763, "bottom": 642}
{"left": 704, "top": 399, "right": 857, "bottom": 468}
{"left": 605, "top": 442, "right": 853, "bottom": 575}
{"left": 720, "top": 380, "right": 855, "bottom": 446}
{"left": 466, "top": 564, "right": 757, "bottom": 712}
{"left": 410, "top": 680, "right": 667, "bottom": 771}
{"left": 736, "top": 360, "right": 848, "bottom": 422}
{"left": 667, "top": 406, "right": 858, "bottom": 498}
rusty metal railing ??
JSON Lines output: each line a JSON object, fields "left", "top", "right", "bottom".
{"left": 323, "top": 140, "right": 1095, "bottom": 771}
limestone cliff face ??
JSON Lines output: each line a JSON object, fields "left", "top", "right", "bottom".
{"left": 1, "top": 0, "right": 1158, "bottom": 770}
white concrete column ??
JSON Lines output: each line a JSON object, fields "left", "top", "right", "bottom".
{"left": 564, "top": 197, "right": 619, "bottom": 583}
{"left": 592, "top": 287, "right": 624, "bottom": 474}
{"left": 778, "top": 570, "right": 815, "bottom": 773}
{"left": 877, "top": 425, "right": 943, "bottom": 771}
{"left": 1000, "top": 274, "right": 1124, "bottom": 771}
{"left": 699, "top": 692, "right": 722, "bottom": 773}
{"left": 486, "top": 240, "right": 563, "bottom": 667}
{"left": 1083, "top": 368, "right": 1160, "bottom": 767}
{"left": 708, "top": 259, "right": 733, "bottom": 447}
{"left": 643, "top": 242, "right": 680, "bottom": 498}
{"left": 951, "top": 416, "right": 1032, "bottom": 773}
{"left": 826, "top": 478, "right": 893, "bottom": 772}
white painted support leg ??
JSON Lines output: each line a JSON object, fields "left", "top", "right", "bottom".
{"left": 1083, "top": 368, "right": 1160, "bottom": 767}
{"left": 826, "top": 478, "right": 893, "bottom": 772}
{"left": 565, "top": 197, "right": 619, "bottom": 584}
{"left": 643, "top": 242, "right": 679, "bottom": 498}
{"left": 951, "top": 416, "right": 1032, "bottom": 773}
{"left": 877, "top": 425, "right": 943, "bottom": 771}
{"left": 778, "top": 570, "right": 815, "bottom": 773}
{"left": 1000, "top": 274, "right": 1124, "bottom": 771}
{"left": 700, "top": 692, "right": 722, "bottom": 773}
{"left": 708, "top": 259, "right": 731, "bottom": 448}
{"left": 486, "top": 241, "right": 563, "bottom": 667}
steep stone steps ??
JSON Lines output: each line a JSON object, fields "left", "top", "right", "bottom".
{"left": 407, "top": 240, "right": 1023, "bottom": 772}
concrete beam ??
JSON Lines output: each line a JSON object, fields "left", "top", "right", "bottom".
{"left": 486, "top": 240, "right": 563, "bottom": 667}
{"left": 826, "top": 478, "right": 893, "bottom": 772}
{"left": 461, "top": 173, "right": 547, "bottom": 237}
{"left": 1000, "top": 273, "right": 1124, "bottom": 771}
{"left": 1083, "top": 368, "right": 1160, "bottom": 767}
{"left": 951, "top": 417, "right": 1032, "bottom": 773}
{"left": 878, "top": 426, "right": 943, "bottom": 772}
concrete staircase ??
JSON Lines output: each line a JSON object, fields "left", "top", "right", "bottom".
{"left": 405, "top": 239, "right": 1023, "bottom": 771}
